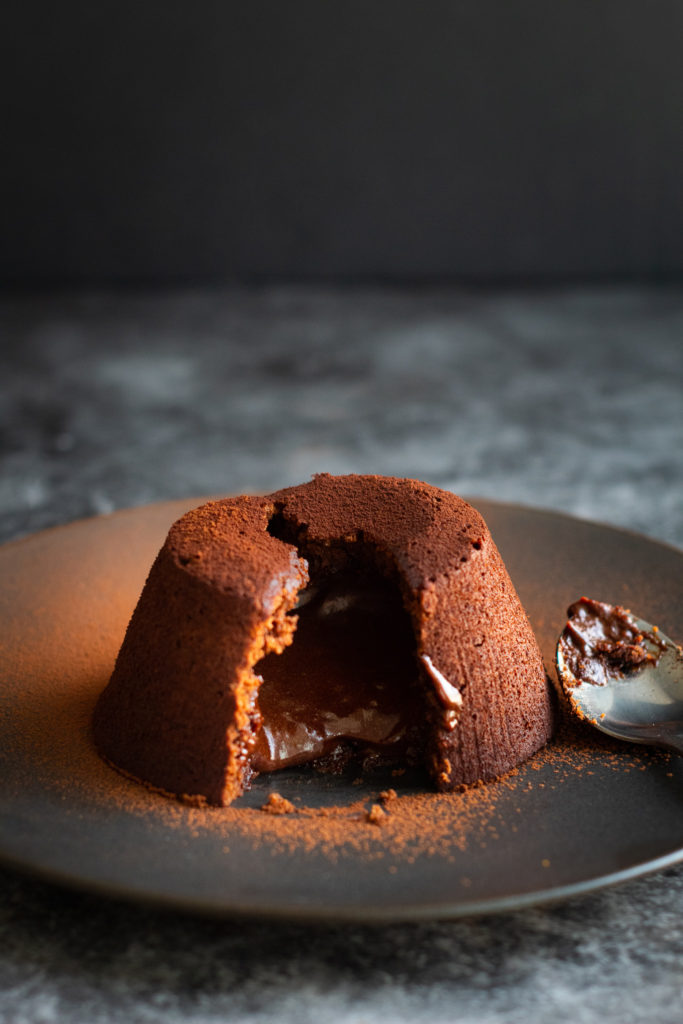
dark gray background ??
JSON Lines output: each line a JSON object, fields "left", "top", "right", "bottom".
{"left": 3, "top": 1, "right": 683, "bottom": 285}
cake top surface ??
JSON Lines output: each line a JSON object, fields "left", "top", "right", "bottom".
{"left": 270, "top": 474, "right": 486, "bottom": 585}
{"left": 165, "top": 475, "right": 487, "bottom": 610}
{"left": 166, "top": 494, "right": 306, "bottom": 614}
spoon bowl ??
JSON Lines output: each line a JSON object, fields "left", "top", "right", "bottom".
{"left": 557, "top": 609, "right": 683, "bottom": 756}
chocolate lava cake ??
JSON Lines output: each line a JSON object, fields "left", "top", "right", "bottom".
{"left": 93, "top": 475, "right": 554, "bottom": 805}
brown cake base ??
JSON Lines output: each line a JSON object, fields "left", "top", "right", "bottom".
{"left": 93, "top": 475, "right": 555, "bottom": 805}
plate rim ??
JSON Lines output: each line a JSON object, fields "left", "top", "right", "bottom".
{"left": 1, "top": 835, "right": 682, "bottom": 924}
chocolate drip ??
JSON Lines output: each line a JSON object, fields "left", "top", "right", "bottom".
{"left": 252, "top": 574, "right": 425, "bottom": 771}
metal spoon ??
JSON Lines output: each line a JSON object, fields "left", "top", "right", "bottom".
{"left": 556, "top": 599, "right": 683, "bottom": 756}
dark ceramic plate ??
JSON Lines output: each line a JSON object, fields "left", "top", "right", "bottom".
{"left": 1, "top": 499, "right": 682, "bottom": 922}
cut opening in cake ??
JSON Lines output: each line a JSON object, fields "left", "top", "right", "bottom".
{"left": 251, "top": 515, "right": 428, "bottom": 775}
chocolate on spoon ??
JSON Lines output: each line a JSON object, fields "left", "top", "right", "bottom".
{"left": 556, "top": 597, "right": 683, "bottom": 755}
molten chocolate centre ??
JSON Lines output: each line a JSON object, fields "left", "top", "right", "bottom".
{"left": 252, "top": 574, "right": 424, "bottom": 772}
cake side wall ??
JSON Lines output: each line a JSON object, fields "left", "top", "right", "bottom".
{"left": 92, "top": 547, "right": 264, "bottom": 805}
{"left": 418, "top": 533, "right": 554, "bottom": 788}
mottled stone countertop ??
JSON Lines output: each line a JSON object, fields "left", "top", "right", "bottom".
{"left": 1, "top": 286, "right": 682, "bottom": 1023}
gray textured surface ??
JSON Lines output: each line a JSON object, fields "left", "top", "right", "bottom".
{"left": 1, "top": 285, "right": 683, "bottom": 1022}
